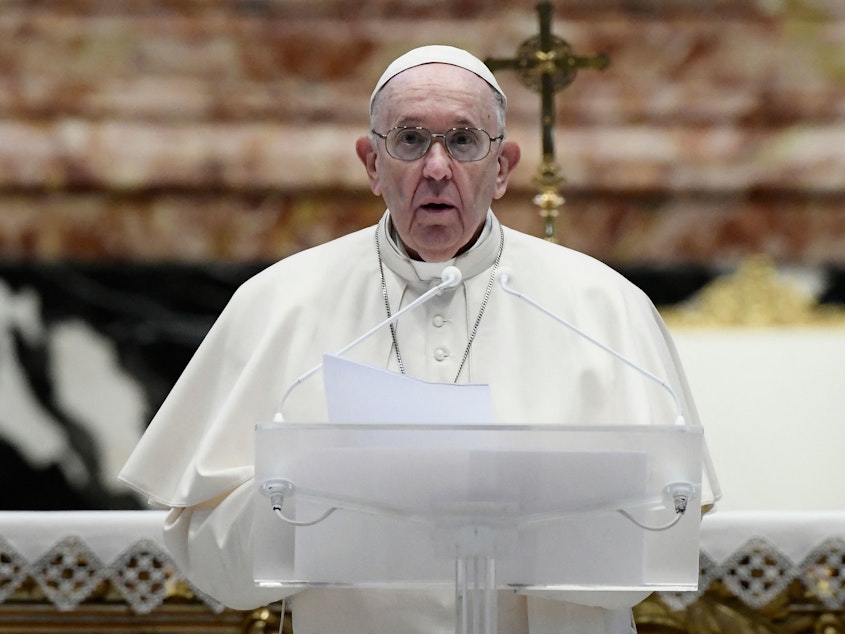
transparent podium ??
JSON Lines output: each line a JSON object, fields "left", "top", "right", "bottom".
{"left": 254, "top": 423, "right": 703, "bottom": 634}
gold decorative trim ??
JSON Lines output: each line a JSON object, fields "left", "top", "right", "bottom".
{"left": 0, "top": 603, "right": 286, "bottom": 634}
{"left": 634, "top": 582, "right": 845, "bottom": 634}
{"left": 660, "top": 255, "right": 845, "bottom": 328}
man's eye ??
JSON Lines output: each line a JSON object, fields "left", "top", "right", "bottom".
{"left": 396, "top": 131, "right": 426, "bottom": 145}
{"left": 450, "top": 131, "right": 478, "bottom": 146}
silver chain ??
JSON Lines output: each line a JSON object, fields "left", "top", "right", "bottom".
{"left": 375, "top": 226, "right": 504, "bottom": 383}
{"left": 376, "top": 233, "right": 406, "bottom": 375}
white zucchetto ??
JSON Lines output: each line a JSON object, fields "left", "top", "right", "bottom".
{"left": 370, "top": 44, "right": 507, "bottom": 108}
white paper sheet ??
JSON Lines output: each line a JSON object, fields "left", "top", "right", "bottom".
{"left": 323, "top": 354, "right": 494, "bottom": 424}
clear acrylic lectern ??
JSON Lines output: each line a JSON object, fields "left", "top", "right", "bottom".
{"left": 253, "top": 423, "right": 703, "bottom": 634}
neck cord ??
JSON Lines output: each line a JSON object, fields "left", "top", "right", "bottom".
{"left": 375, "top": 225, "right": 504, "bottom": 383}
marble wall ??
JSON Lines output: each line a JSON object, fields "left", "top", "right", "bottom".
{"left": 1, "top": 0, "right": 844, "bottom": 265}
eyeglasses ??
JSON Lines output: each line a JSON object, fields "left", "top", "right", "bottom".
{"left": 371, "top": 126, "right": 504, "bottom": 162}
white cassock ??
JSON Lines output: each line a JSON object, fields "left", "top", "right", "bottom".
{"left": 119, "top": 210, "right": 720, "bottom": 634}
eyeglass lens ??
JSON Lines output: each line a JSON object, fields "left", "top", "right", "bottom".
{"left": 386, "top": 127, "right": 492, "bottom": 162}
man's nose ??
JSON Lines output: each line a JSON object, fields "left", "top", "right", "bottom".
{"left": 421, "top": 139, "right": 453, "bottom": 180}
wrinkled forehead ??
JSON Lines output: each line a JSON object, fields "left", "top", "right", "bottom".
{"left": 371, "top": 64, "right": 500, "bottom": 133}
{"left": 369, "top": 45, "right": 506, "bottom": 110}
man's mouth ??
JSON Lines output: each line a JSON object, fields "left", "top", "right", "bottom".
{"left": 422, "top": 202, "right": 454, "bottom": 211}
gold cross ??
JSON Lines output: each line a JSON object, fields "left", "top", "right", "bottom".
{"left": 486, "top": 1, "right": 609, "bottom": 242}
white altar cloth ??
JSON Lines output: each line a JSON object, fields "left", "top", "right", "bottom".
{"left": 700, "top": 510, "right": 845, "bottom": 565}
{"left": 1, "top": 510, "right": 843, "bottom": 613}
{"left": 0, "top": 510, "right": 166, "bottom": 561}
{"left": 0, "top": 510, "right": 211, "bottom": 614}
{"left": 2, "top": 510, "right": 836, "bottom": 571}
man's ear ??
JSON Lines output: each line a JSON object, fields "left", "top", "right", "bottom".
{"left": 493, "top": 140, "right": 521, "bottom": 200}
{"left": 355, "top": 135, "right": 382, "bottom": 195}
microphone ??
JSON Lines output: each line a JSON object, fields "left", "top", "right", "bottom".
{"left": 273, "top": 265, "right": 463, "bottom": 421}
{"left": 496, "top": 268, "right": 685, "bottom": 426}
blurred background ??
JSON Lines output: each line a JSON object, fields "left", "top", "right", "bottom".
{"left": 1, "top": 0, "right": 844, "bottom": 510}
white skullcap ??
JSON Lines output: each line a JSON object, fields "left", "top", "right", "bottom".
{"left": 370, "top": 45, "right": 506, "bottom": 109}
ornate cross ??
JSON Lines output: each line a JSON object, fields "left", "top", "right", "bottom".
{"left": 486, "top": 1, "right": 609, "bottom": 242}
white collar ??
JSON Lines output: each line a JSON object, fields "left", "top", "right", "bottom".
{"left": 377, "top": 210, "right": 501, "bottom": 284}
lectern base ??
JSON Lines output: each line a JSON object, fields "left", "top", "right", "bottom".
{"left": 456, "top": 554, "right": 496, "bottom": 634}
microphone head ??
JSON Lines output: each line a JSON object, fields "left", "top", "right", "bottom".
{"left": 496, "top": 266, "right": 513, "bottom": 288}
{"left": 440, "top": 265, "right": 462, "bottom": 288}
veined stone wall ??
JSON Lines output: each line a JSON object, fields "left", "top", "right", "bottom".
{"left": 1, "top": 0, "right": 844, "bottom": 265}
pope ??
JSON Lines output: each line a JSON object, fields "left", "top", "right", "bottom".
{"left": 120, "top": 44, "right": 720, "bottom": 633}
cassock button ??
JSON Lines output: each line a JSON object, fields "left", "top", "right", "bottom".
{"left": 434, "top": 348, "right": 449, "bottom": 362}
{"left": 432, "top": 315, "right": 445, "bottom": 327}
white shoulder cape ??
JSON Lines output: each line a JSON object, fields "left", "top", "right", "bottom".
{"left": 119, "top": 212, "right": 720, "bottom": 509}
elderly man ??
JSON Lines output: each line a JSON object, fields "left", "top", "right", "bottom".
{"left": 120, "top": 45, "right": 719, "bottom": 633}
